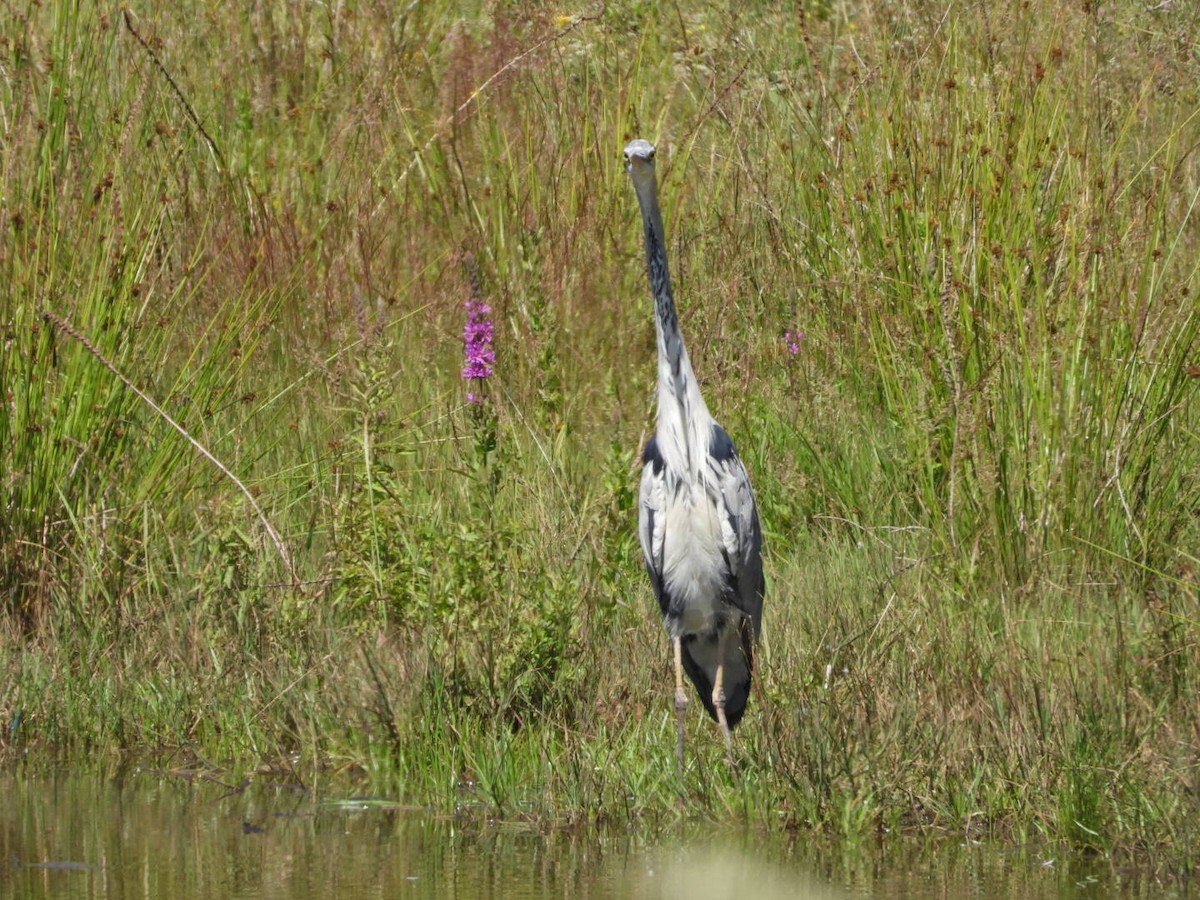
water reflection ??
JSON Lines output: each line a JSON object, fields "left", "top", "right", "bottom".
{"left": 0, "top": 771, "right": 1182, "bottom": 900}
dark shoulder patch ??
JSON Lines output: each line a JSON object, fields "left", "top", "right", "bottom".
{"left": 642, "top": 436, "right": 664, "bottom": 474}
{"left": 709, "top": 424, "right": 738, "bottom": 462}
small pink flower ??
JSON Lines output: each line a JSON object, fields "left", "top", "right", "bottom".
{"left": 783, "top": 329, "right": 805, "bottom": 355}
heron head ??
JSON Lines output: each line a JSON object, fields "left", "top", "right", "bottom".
{"left": 623, "top": 138, "right": 657, "bottom": 188}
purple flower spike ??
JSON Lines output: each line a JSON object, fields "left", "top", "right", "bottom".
{"left": 783, "top": 329, "right": 805, "bottom": 356}
{"left": 462, "top": 299, "right": 495, "bottom": 401}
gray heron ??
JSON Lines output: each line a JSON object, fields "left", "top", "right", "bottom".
{"left": 624, "top": 138, "right": 765, "bottom": 770}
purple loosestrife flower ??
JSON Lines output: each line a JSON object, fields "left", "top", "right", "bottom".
{"left": 462, "top": 299, "right": 495, "bottom": 403}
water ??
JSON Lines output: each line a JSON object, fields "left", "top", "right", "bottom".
{"left": 0, "top": 771, "right": 1183, "bottom": 899}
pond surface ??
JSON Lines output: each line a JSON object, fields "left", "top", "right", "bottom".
{"left": 0, "top": 770, "right": 1183, "bottom": 899}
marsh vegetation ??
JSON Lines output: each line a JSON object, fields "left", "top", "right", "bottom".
{"left": 2, "top": 0, "right": 1199, "bottom": 873}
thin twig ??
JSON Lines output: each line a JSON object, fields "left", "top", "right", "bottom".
{"left": 122, "top": 7, "right": 276, "bottom": 236}
{"left": 363, "top": 2, "right": 606, "bottom": 224}
{"left": 40, "top": 309, "right": 295, "bottom": 585}
{"left": 121, "top": 7, "right": 228, "bottom": 173}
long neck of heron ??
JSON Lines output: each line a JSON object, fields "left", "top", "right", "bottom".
{"left": 635, "top": 177, "right": 711, "bottom": 466}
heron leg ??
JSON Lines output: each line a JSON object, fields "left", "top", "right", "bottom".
{"left": 673, "top": 636, "right": 687, "bottom": 775}
{"left": 712, "top": 628, "right": 734, "bottom": 766}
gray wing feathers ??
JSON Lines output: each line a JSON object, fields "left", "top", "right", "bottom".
{"left": 638, "top": 455, "right": 667, "bottom": 606}
{"left": 715, "top": 453, "right": 764, "bottom": 634}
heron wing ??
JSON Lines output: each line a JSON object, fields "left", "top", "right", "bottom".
{"left": 638, "top": 436, "right": 669, "bottom": 616}
{"left": 708, "top": 424, "right": 765, "bottom": 633}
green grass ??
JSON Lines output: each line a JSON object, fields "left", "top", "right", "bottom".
{"left": 3, "top": 0, "right": 1200, "bottom": 873}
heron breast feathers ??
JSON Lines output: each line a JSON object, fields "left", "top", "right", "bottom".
{"left": 659, "top": 497, "right": 730, "bottom": 628}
